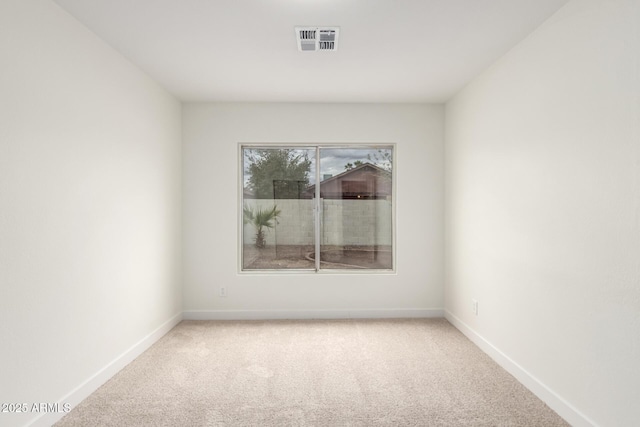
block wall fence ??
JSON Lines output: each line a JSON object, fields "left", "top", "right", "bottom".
{"left": 242, "top": 199, "right": 392, "bottom": 246}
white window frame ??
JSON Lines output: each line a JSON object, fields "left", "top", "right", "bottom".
{"left": 238, "top": 143, "right": 396, "bottom": 274}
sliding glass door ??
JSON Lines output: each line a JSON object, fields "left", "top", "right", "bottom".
{"left": 241, "top": 145, "right": 393, "bottom": 272}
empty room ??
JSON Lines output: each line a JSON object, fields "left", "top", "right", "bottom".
{"left": 1, "top": 0, "right": 638, "bottom": 426}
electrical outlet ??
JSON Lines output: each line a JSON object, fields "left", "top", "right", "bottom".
{"left": 219, "top": 287, "right": 227, "bottom": 297}
{"left": 472, "top": 299, "right": 478, "bottom": 316}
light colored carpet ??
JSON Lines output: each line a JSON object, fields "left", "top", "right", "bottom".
{"left": 56, "top": 319, "right": 568, "bottom": 426}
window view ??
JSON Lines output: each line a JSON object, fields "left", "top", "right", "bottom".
{"left": 242, "top": 145, "right": 393, "bottom": 271}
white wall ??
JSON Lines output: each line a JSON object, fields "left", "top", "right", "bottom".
{"left": 0, "top": 1, "right": 182, "bottom": 426}
{"left": 183, "top": 103, "right": 443, "bottom": 317}
{"left": 444, "top": 0, "right": 640, "bottom": 425}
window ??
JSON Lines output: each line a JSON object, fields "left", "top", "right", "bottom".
{"left": 241, "top": 145, "right": 394, "bottom": 272}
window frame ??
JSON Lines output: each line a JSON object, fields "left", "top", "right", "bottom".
{"left": 238, "top": 143, "right": 396, "bottom": 274}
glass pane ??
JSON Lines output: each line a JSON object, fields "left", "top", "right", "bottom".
{"left": 242, "top": 147, "right": 316, "bottom": 270}
{"left": 318, "top": 147, "right": 393, "bottom": 270}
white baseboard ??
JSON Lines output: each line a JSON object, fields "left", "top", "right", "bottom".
{"left": 29, "top": 312, "right": 183, "bottom": 427}
{"left": 444, "top": 310, "right": 596, "bottom": 427}
{"left": 183, "top": 308, "right": 444, "bottom": 320}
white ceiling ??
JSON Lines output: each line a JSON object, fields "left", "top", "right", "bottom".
{"left": 54, "top": 0, "right": 568, "bottom": 103}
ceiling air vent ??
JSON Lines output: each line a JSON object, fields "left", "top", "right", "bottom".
{"left": 295, "top": 27, "right": 339, "bottom": 52}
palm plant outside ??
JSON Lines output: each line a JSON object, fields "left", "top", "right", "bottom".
{"left": 243, "top": 204, "right": 281, "bottom": 248}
